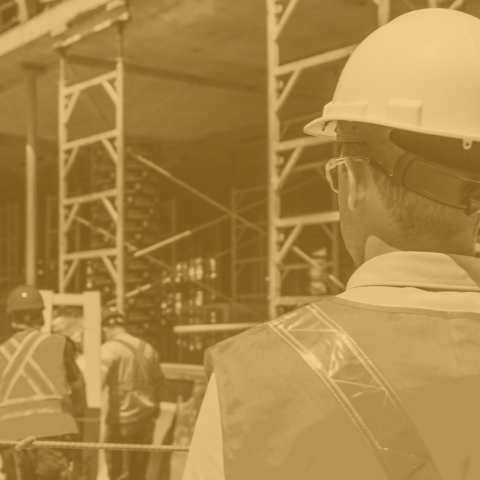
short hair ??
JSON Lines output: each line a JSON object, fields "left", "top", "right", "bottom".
{"left": 340, "top": 130, "right": 480, "bottom": 242}
{"left": 11, "top": 310, "right": 44, "bottom": 329}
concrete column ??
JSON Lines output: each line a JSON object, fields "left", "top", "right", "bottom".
{"left": 25, "top": 66, "right": 38, "bottom": 286}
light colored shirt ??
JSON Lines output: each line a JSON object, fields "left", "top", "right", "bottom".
{"left": 182, "top": 251, "right": 480, "bottom": 480}
{"left": 101, "top": 332, "right": 164, "bottom": 424}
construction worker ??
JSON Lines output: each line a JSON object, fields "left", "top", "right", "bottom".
{"left": 100, "top": 306, "right": 165, "bottom": 480}
{"left": 184, "top": 8, "right": 480, "bottom": 480}
{"left": 0, "top": 285, "right": 86, "bottom": 480}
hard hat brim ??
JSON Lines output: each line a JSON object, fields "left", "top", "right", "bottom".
{"left": 304, "top": 115, "right": 480, "bottom": 145}
{"left": 304, "top": 117, "right": 337, "bottom": 138}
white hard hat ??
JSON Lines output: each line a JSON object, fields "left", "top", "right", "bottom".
{"left": 305, "top": 8, "right": 480, "bottom": 146}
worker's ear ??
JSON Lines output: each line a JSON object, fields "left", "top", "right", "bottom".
{"left": 344, "top": 158, "right": 368, "bottom": 211}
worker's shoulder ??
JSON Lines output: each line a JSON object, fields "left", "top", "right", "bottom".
{"left": 49, "top": 332, "right": 72, "bottom": 343}
{"left": 37, "top": 331, "right": 68, "bottom": 346}
{"left": 102, "top": 337, "right": 124, "bottom": 352}
{"left": 208, "top": 298, "right": 338, "bottom": 355}
{"left": 24, "top": 333, "right": 69, "bottom": 364}
{"left": 207, "top": 294, "right": 399, "bottom": 355}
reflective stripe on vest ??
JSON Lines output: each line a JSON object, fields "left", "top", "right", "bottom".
{"left": 0, "top": 398, "right": 71, "bottom": 422}
{"left": 0, "top": 331, "right": 63, "bottom": 419}
{"left": 269, "top": 303, "right": 445, "bottom": 480}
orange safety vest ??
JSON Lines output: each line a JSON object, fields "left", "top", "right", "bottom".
{"left": 206, "top": 298, "right": 480, "bottom": 480}
{"left": 0, "top": 328, "right": 78, "bottom": 440}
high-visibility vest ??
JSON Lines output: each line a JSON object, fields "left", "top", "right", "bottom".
{"left": 103, "top": 334, "right": 163, "bottom": 425}
{"left": 206, "top": 298, "right": 480, "bottom": 480}
{"left": 0, "top": 328, "right": 78, "bottom": 440}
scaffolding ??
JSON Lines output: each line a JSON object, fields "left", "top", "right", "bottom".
{"left": 231, "top": 186, "right": 267, "bottom": 322}
{"left": 0, "top": 0, "right": 472, "bottom": 362}
{"left": 265, "top": 0, "right": 352, "bottom": 319}
{"left": 44, "top": 194, "right": 59, "bottom": 289}
{"left": 264, "top": 0, "right": 467, "bottom": 319}
{"left": 57, "top": 3, "right": 128, "bottom": 310}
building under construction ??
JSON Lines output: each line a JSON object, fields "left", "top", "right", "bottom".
{"left": 0, "top": 1, "right": 479, "bottom": 478}
{"left": 0, "top": 0, "right": 477, "bottom": 366}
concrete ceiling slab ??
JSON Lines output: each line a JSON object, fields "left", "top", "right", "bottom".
{"left": 0, "top": 0, "right": 384, "bottom": 144}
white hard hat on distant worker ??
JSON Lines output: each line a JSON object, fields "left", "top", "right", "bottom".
{"left": 304, "top": 8, "right": 480, "bottom": 214}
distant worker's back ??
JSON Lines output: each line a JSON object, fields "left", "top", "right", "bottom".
{"left": 0, "top": 328, "right": 78, "bottom": 440}
{"left": 101, "top": 331, "right": 164, "bottom": 425}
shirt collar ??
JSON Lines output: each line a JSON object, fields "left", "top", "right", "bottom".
{"left": 346, "top": 251, "right": 480, "bottom": 292}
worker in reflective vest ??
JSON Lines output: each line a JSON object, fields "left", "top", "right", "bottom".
{"left": 183, "top": 9, "right": 480, "bottom": 480}
{"left": 100, "top": 307, "right": 165, "bottom": 480}
{"left": 0, "top": 285, "right": 86, "bottom": 480}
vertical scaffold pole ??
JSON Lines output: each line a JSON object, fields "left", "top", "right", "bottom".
{"left": 58, "top": 51, "right": 67, "bottom": 293}
{"left": 115, "top": 24, "right": 125, "bottom": 312}
{"left": 377, "top": 0, "right": 391, "bottom": 26}
{"left": 230, "top": 190, "right": 237, "bottom": 315}
{"left": 266, "top": 0, "right": 281, "bottom": 320}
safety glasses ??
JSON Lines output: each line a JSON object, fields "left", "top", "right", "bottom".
{"left": 325, "top": 156, "right": 370, "bottom": 193}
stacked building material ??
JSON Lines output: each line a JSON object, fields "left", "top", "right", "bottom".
{"left": 161, "top": 255, "right": 227, "bottom": 364}
{"left": 85, "top": 143, "right": 162, "bottom": 346}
